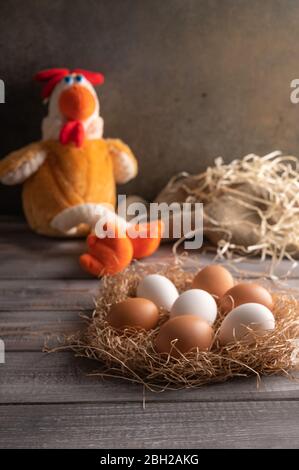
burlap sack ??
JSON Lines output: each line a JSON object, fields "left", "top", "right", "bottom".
{"left": 155, "top": 176, "right": 299, "bottom": 257}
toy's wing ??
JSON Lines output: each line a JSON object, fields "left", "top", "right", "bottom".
{"left": 106, "top": 139, "right": 138, "bottom": 184}
{"left": 0, "top": 142, "right": 47, "bottom": 185}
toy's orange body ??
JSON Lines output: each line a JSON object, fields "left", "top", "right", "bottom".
{"left": 23, "top": 140, "right": 116, "bottom": 236}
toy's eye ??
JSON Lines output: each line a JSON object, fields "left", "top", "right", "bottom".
{"left": 75, "top": 75, "right": 83, "bottom": 82}
{"left": 64, "top": 75, "right": 73, "bottom": 84}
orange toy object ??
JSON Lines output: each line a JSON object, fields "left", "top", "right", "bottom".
{"left": 0, "top": 68, "right": 163, "bottom": 275}
{"left": 80, "top": 220, "right": 164, "bottom": 276}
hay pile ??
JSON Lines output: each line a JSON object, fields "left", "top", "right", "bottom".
{"left": 155, "top": 151, "right": 299, "bottom": 270}
{"left": 65, "top": 261, "right": 299, "bottom": 391}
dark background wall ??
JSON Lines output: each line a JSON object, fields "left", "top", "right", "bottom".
{"left": 1, "top": 0, "right": 299, "bottom": 214}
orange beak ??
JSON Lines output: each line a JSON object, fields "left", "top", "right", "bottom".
{"left": 59, "top": 84, "right": 96, "bottom": 121}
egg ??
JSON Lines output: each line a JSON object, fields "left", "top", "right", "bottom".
{"left": 192, "top": 264, "right": 234, "bottom": 298}
{"left": 220, "top": 282, "right": 273, "bottom": 313}
{"left": 155, "top": 315, "right": 214, "bottom": 357}
{"left": 137, "top": 274, "right": 179, "bottom": 311}
{"left": 107, "top": 297, "right": 159, "bottom": 331}
{"left": 218, "top": 302, "right": 275, "bottom": 345}
{"left": 170, "top": 289, "right": 217, "bottom": 325}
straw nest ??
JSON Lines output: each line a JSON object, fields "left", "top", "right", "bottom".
{"left": 64, "top": 260, "right": 299, "bottom": 391}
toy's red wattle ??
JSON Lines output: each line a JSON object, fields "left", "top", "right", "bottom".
{"left": 59, "top": 121, "right": 85, "bottom": 147}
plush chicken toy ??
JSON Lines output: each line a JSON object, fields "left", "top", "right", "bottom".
{"left": 0, "top": 68, "right": 162, "bottom": 276}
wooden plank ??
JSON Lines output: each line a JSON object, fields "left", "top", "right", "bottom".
{"left": 1, "top": 217, "right": 299, "bottom": 280}
{"left": 0, "top": 217, "right": 298, "bottom": 449}
{"left": 0, "top": 217, "right": 89, "bottom": 280}
{"left": 1, "top": 246, "right": 298, "bottom": 280}
{"left": 0, "top": 352, "right": 298, "bottom": 404}
{"left": 1, "top": 277, "right": 298, "bottom": 312}
{"left": 178, "top": 249, "right": 299, "bottom": 279}
{"left": 0, "top": 236, "right": 89, "bottom": 280}
{"left": 0, "top": 311, "right": 84, "bottom": 350}
{"left": 0, "top": 217, "right": 28, "bottom": 234}
{"left": 0, "top": 401, "right": 298, "bottom": 448}
{"left": 0, "top": 280, "right": 99, "bottom": 311}
{"left": 160, "top": 237, "right": 299, "bottom": 277}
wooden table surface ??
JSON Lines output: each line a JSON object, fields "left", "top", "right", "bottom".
{"left": 0, "top": 216, "right": 299, "bottom": 449}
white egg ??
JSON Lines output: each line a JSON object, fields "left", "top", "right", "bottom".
{"left": 170, "top": 289, "right": 217, "bottom": 325}
{"left": 136, "top": 274, "right": 179, "bottom": 311}
{"left": 218, "top": 302, "right": 275, "bottom": 345}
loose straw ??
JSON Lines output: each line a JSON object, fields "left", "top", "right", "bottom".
{"left": 164, "top": 152, "right": 299, "bottom": 277}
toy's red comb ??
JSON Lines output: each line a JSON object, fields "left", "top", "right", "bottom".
{"left": 73, "top": 69, "right": 104, "bottom": 86}
{"left": 34, "top": 68, "right": 70, "bottom": 99}
{"left": 34, "top": 68, "right": 105, "bottom": 99}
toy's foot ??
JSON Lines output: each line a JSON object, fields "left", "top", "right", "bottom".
{"left": 80, "top": 253, "right": 106, "bottom": 277}
{"left": 79, "top": 220, "right": 163, "bottom": 277}
{"left": 128, "top": 220, "right": 163, "bottom": 259}
{"left": 79, "top": 230, "right": 133, "bottom": 276}
{"left": 50, "top": 203, "right": 118, "bottom": 235}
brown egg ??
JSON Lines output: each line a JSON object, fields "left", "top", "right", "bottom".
{"left": 192, "top": 264, "right": 234, "bottom": 298}
{"left": 155, "top": 315, "right": 214, "bottom": 357}
{"left": 107, "top": 298, "right": 159, "bottom": 331}
{"left": 220, "top": 282, "right": 273, "bottom": 313}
